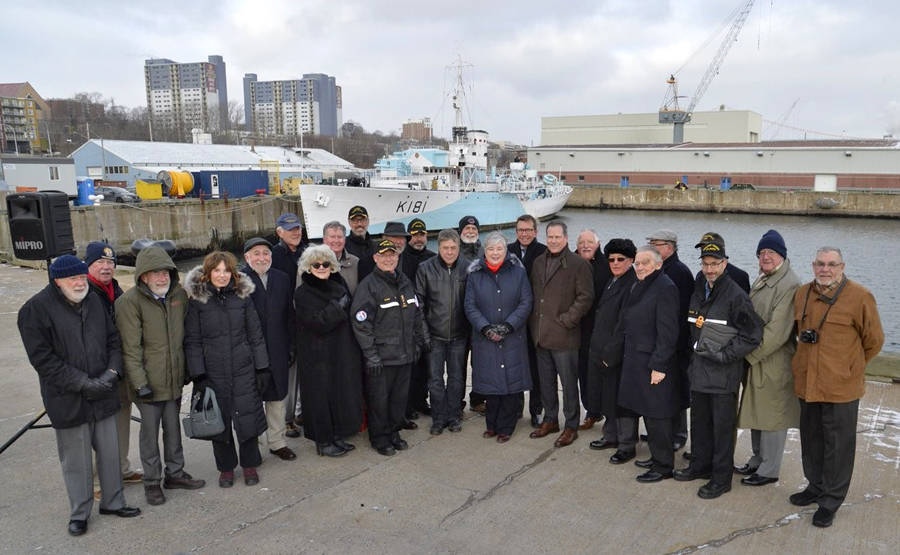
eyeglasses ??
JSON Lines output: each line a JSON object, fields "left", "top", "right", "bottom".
{"left": 649, "top": 241, "right": 670, "bottom": 248}
{"left": 608, "top": 256, "right": 628, "bottom": 263}
{"left": 701, "top": 259, "right": 725, "bottom": 269}
{"left": 516, "top": 228, "right": 535, "bottom": 233}
{"left": 311, "top": 262, "right": 332, "bottom": 269}
{"left": 813, "top": 261, "right": 843, "bottom": 269}
{"left": 757, "top": 249, "right": 778, "bottom": 258}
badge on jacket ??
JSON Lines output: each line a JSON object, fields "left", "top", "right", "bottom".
{"left": 356, "top": 310, "right": 367, "bottom": 321}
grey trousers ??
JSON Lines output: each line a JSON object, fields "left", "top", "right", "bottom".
{"left": 135, "top": 400, "right": 186, "bottom": 485}
{"left": 92, "top": 383, "right": 136, "bottom": 487}
{"left": 748, "top": 428, "right": 788, "bottom": 478}
{"left": 536, "top": 347, "right": 580, "bottom": 430}
{"left": 611, "top": 416, "right": 640, "bottom": 454}
{"left": 55, "top": 415, "right": 125, "bottom": 521}
{"left": 284, "top": 360, "right": 301, "bottom": 422}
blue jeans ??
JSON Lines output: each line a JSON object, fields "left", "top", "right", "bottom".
{"left": 428, "top": 338, "right": 468, "bottom": 427}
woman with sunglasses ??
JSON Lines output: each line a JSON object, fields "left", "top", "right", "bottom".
{"left": 293, "top": 245, "right": 363, "bottom": 457}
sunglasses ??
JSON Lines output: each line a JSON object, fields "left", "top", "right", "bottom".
{"left": 608, "top": 256, "right": 628, "bottom": 263}
{"left": 311, "top": 262, "right": 332, "bottom": 270}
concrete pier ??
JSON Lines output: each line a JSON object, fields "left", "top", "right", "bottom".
{"left": 1, "top": 263, "right": 898, "bottom": 553}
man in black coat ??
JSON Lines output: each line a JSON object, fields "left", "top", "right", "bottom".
{"left": 406, "top": 218, "right": 437, "bottom": 264}
{"left": 345, "top": 205, "right": 376, "bottom": 261}
{"left": 242, "top": 237, "right": 297, "bottom": 462}
{"left": 18, "top": 255, "right": 140, "bottom": 536}
{"left": 357, "top": 221, "right": 419, "bottom": 283}
{"left": 587, "top": 239, "right": 638, "bottom": 463}
{"left": 694, "top": 232, "right": 751, "bottom": 294}
{"left": 271, "top": 213, "right": 305, "bottom": 292}
{"left": 84, "top": 241, "right": 142, "bottom": 491}
{"left": 507, "top": 214, "right": 547, "bottom": 427}
{"left": 675, "top": 241, "right": 763, "bottom": 499}
{"left": 351, "top": 240, "right": 430, "bottom": 456}
{"left": 405, "top": 218, "right": 436, "bottom": 417}
{"left": 646, "top": 229, "right": 695, "bottom": 450}
{"left": 575, "top": 229, "right": 612, "bottom": 431}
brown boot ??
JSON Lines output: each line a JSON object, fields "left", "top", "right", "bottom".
{"left": 578, "top": 417, "right": 599, "bottom": 431}
{"left": 529, "top": 420, "right": 560, "bottom": 438}
{"left": 145, "top": 484, "right": 166, "bottom": 506}
{"left": 554, "top": 427, "right": 578, "bottom": 447}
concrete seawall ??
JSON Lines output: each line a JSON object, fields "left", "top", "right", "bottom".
{"left": 566, "top": 186, "right": 900, "bottom": 219}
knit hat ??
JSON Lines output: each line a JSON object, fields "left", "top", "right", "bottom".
{"left": 458, "top": 215, "right": 479, "bottom": 233}
{"left": 50, "top": 255, "right": 89, "bottom": 279}
{"left": 603, "top": 238, "right": 637, "bottom": 260}
{"left": 756, "top": 229, "right": 787, "bottom": 258}
{"left": 84, "top": 241, "right": 116, "bottom": 267}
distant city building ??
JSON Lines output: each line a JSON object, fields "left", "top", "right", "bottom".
{"left": 47, "top": 97, "right": 106, "bottom": 128}
{"left": 541, "top": 110, "right": 762, "bottom": 146}
{"left": 402, "top": 118, "right": 432, "bottom": 142}
{"left": 144, "top": 55, "right": 226, "bottom": 134}
{"left": 243, "top": 73, "right": 342, "bottom": 138}
{"left": 0, "top": 82, "right": 51, "bottom": 154}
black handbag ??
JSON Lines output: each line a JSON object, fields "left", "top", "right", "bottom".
{"left": 182, "top": 388, "right": 225, "bottom": 439}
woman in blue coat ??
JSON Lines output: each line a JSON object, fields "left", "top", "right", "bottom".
{"left": 465, "top": 232, "right": 533, "bottom": 442}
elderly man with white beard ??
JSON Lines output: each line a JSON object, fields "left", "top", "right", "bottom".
{"left": 18, "top": 255, "right": 141, "bottom": 536}
{"left": 115, "top": 247, "right": 206, "bottom": 506}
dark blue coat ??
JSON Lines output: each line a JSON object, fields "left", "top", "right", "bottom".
{"left": 243, "top": 266, "right": 294, "bottom": 401}
{"left": 465, "top": 254, "right": 533, "bottom": 396}
{"left": 610, "top": 269, "right": 681, "bottom": 419}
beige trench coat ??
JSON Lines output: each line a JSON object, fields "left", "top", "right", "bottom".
{"left": 737, "top": 258, "right": 801, "bottom": 431}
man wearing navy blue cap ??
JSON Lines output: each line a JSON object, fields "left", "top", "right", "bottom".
{"left": 272, "top": 213, "right": 305, "bottom": 292}
{"left": 18, "top": 255, "right": 141, "bottom": 536}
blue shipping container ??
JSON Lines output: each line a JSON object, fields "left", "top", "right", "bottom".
{"left": 191, "top": 170, "right": 269, "bottom": 199}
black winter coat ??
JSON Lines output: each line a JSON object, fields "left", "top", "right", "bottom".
{"left": 87, "top": 276, "right": 123, "bottom": 319}
{"left": 358, "top": 250, "right": 419, "bottom": 283}
{"left": 507, "top": 240, "right": 547, "bottom": 276}
{"left": 589, "top": 268, "right": 637, "bottom": 418}
{"left": 415, "top": 255, "right": 470, "bottom": 342}
{"left": 294, "top": 271, "right": 363, "bottom": 442}
{"left": 687, "top": 273, "right": 763, "bottom": 394}
{"left": 272, "top": 240, "right": 304, "bottom": 291}
{"left": 345, "top": 232, "right": 375, "bottom": 261}
{"left": 243, "top": 266, "right": 294, "bottom": 402}
{"left": 184, "top": 268, "right": 269, "bottom": 443}
{"left": 694, "top": 263, "right": 751, "bottom": 295}
{"left": 580, "top": 255, "right": 613, "bottom": 354}
{"left": 18, "top": 284, "right": 123, "bottom": 429}
{"left": 351, "top": 267, "right": 428, "bottom": 367}
{"left": 608, "top": 269, "right": 681, "bottom": 419}
{"left": 663, "top": 252, "right": 695, "bottom": 409}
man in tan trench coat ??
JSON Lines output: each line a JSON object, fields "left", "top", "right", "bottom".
{"left": 736, "top": 230, "right": 801, "bottom": 487}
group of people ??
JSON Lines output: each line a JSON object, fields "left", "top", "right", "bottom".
{"left": 17, "top": 203, "right": 884, "bottom": 536}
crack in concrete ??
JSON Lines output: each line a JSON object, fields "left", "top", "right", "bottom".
{"left": 437, "top": 447, "right": 555, "bottom": 527}
{"left": 666, "top": 492, "right": 895, "bottom": 554}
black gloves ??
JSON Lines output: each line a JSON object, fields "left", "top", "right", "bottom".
{"left": 695, "top": 338, "right": 728, "bottom": 364}
{"left": 481, "top": 325, "right": 503, "bottom": 343}
{"left": 495, "top": 322, "right": 514, "bottom": 336}
{"left": 82, "top": 377, "right": 113, "bottom": 400}
{"left": 365, "top": 362, "right": 384, "bottom": 377}
{"left": 336, "top": 294, "right": 352, "bottom": 310}
{"left": 98, "top": 369, "right": 121, "bottom": 387}
{"left": 256, "top": 368, "right": 272, "bottom": 393}
{"left": 193, "top": 374, "right": 209, "bottom": 393}
{"left": 136, "top": 386, "right": 153, "bottom": 400}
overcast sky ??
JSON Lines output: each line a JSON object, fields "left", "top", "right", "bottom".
{"left": 4, "top": 0, "right": 899, "bottom": 144}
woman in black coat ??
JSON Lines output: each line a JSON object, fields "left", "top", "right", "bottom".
{"left": 185, "top": 251, "right": 269, "bottom": 488}
{"left": 607, "top": 245, "right": 680, "bottom": 483}
{"left": 294, "top": 245, "right": 363, "bottom": 457}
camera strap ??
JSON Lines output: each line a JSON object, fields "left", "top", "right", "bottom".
{"left": 799, "top": 278, "right": 848, "bottom": 331}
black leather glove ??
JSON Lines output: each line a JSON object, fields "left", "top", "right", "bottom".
{"left": 98, "top": 369, "right": 121, "bottom": 388}
{"left": 193, "top": 374, "right": 209, "bottom": 394}
{"left": 365, "top": 362, "right": 384, "bottom": 377}
{"left": 256, "top": 368, "right": 272, "bottom": 393}
{"left": 82, "top": 377, "right": 114, "bottom": 400}
{"left": 495, "top": 322, "right": 514, "bottom": 335}
{"left": 136, "top": 386, "right": 153, "bottom": 400}
{"left": 481, "top": 325, "right": 503, "bottom": 343}
{"left": 336, "top": 293, "right": 352, "bottom": 309}
{"left": 695, "top": 338, "right": 728, "bottom": 364}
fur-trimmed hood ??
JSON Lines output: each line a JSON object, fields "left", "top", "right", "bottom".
{"left": 467, "top": 252, "right": 523, "bottom": 275}
{"left": 184, "top": 265, "right": 256, "bottom": 303}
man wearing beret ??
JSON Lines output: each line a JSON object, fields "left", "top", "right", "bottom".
{"left": 116, "top": 246, "right": 206, "bottom": 506}
{"left": 84, "top": 242, "right": 142, "bottom": 495}
{"left": 18, "top": 255, "right": 140, "bottom": 536}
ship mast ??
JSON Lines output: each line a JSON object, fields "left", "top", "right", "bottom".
{"left": 451, "top": 57, "right": 469, "bottom": 145}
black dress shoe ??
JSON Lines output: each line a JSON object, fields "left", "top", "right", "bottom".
{"left": 674, "top": 468, "right": 712, "bottom": 482}
{"left": 698, "top": 481, "right": 732, "bottom": 499}
{"left": 589, "top": 438, "right": 618, "bottom": 450}
{"left": 375, "top": 445, "right": 396, "bottom": 456}
{"left": 789, "top": 489, "right": 818, "bottom": 507}
{"left": 406, "top": 411, "right": 420, "bottom": 421}
{"left": 316, "top": 443, "right": 347, "bottom": 457}
{"left": 741, "top": 473, "right": 779, "bottom": 487}
{"left": 99, "top": 506, "right": 141, "bottom": 518}
{"left": 609, "top": 451, "right": 636, "bottom": 464}
{"left": 269, "top": 447, "right": 298, "bottom": 461}
{"left": 334, "top": 438, "right": 356, "bottom": 451}
{"left": 734, "top": 463, "right": 759, "bottom": 476}
{"left": 390, "top": 437, "right": 409, "bottom": 451}
{"left": 68, "top": 519, "right": 88, "bottom": 536}
{"left": 530, "top": 415, "right": 542, "bottom": 429}
{"left": 636, "top": 470, "right": 672, "bottom": 483}
{"left": 639, "top": 433, "right": 649, "bottom": 442}
{"left": 812, "top": 507, "right": 835, "bottom": 528}
{"left": 634, "top": 458, "right": 653, "bottom": 469}
{"left": 429, "top": 425, "right": 444, "bottom": 436}
{"left": 402, "top": 420, "right": 418, "bottom": 430}
{"left": 447, "top": 421, "right": 462, "bottom": 433}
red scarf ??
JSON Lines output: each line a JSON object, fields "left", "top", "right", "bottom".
{"left": 486, "top": 259, "right": 503, "bottom": 274}
{"left": 88, "top": 274, "right": 115, "bottom": 303}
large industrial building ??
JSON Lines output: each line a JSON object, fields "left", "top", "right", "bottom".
{"left": 533, "top": 110, "right": 900, "bottom": 191}
{"left": 144, "top": 55, "right": 228, "bottom": 134}
{"left": 243, "top": 73, "right": 342, "bottom": 138}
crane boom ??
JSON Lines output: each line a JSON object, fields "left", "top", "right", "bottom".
{"left": 659, "top": 0, "right": 756, "bottom": 143}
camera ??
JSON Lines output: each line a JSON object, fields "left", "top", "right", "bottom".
{"left": 799, "top": 329, "right": 819, "bottom": 344}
